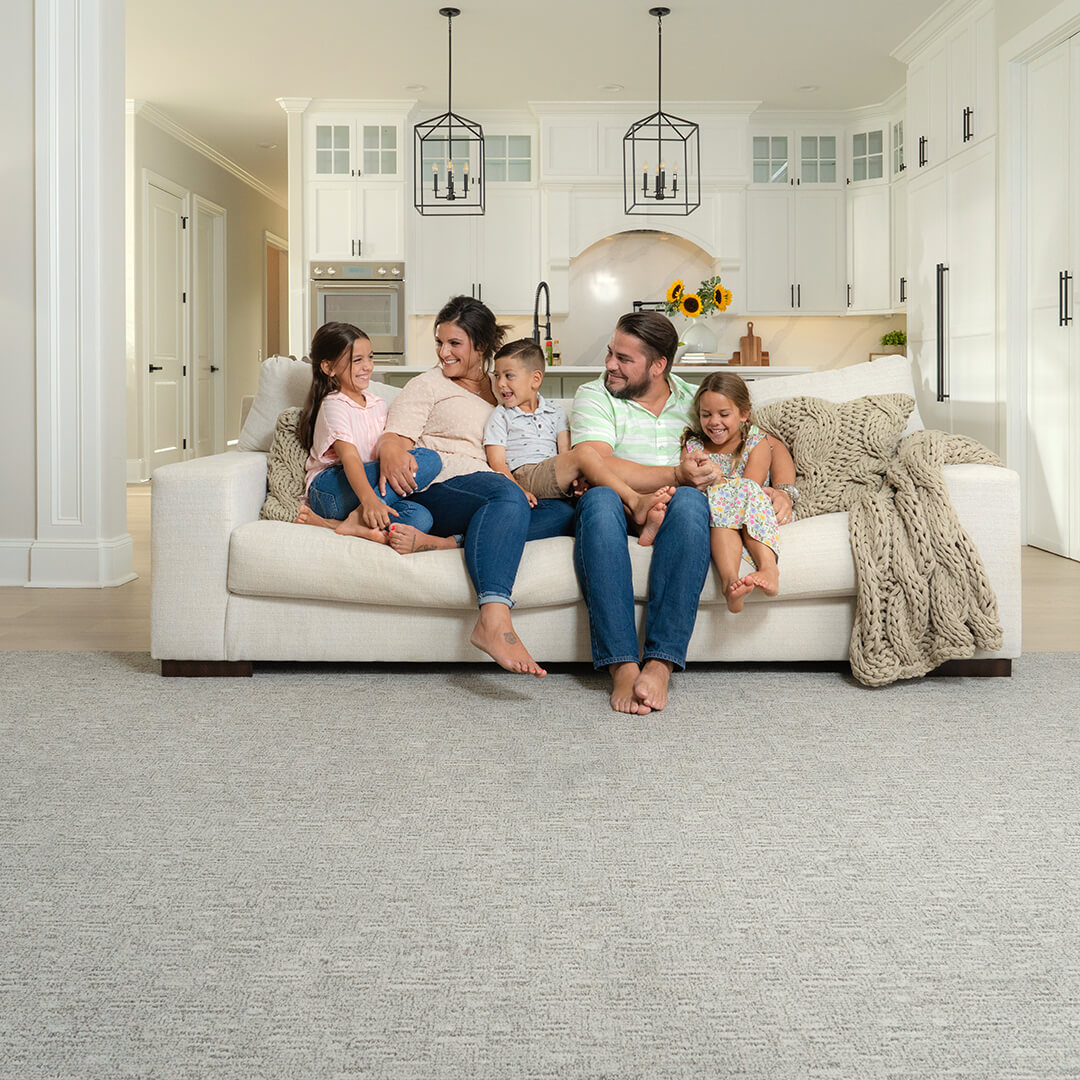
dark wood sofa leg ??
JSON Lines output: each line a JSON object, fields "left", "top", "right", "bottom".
{"left": 929, "top": 658, "right": 1012, "bottom": 678}
{"left": 161, "top": 660, "right": 253, "bottom": 677}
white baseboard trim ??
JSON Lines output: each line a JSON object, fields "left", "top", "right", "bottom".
{"left": 27, "top": 535, "right": 137, "bottom": 588}
{"left": 0, "top": 540, "right": 32, "bottom": 585}
{"left": 127, "top": 457, "right": 149, "bottom": 483}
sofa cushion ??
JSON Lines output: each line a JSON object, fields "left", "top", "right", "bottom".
{"left": 753, "top": 393, "right": 915, "bottom": 519}
{"left": 747, "top": 354, "right": 923, "bottom": 434}
{"left": 237, "top": 355, "right": 313, "bottom": 452}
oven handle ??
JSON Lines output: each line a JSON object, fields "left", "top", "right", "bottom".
{"left": 310, "top": 280, "right": 404, "bottom": 290}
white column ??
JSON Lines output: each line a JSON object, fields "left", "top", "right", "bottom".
{"left": 277, "top": 97, "right": 310, "bottom": 359}
{"left": 31, "top": 0, "right": 133, "bottom": 587}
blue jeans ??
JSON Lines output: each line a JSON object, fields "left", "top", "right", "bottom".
{"left": 307, "top": 449, "right": 442, "bottom": 532}
{"left": 404, "top": 472, "right": 575, "bottom": 607}
{"left": 573, "top": 485, "right": 711, "bottom": 670}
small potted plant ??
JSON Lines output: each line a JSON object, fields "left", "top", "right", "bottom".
{"left": 876, "top": 329, "right": 907, "bottom": 357}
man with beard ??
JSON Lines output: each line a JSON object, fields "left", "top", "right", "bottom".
{"left": 569, "top": 310, "right": 795, "bottom": 715}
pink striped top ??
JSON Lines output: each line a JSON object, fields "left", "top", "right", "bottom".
{"left": 304, "top": 390, "right": 388, "bottom": 494}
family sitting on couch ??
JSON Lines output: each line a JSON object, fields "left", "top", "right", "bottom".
{"left": 291, "top": 296, "right": 798, "bottom": 715}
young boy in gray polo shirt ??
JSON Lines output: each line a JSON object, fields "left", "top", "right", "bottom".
{"left": 483, "top": 340, "right": 672, "bottom": 544}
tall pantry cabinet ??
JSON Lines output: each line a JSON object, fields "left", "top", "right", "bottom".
{"left": 1025, "top": 33, "right": 1080, "bottom": 560}
{"left": 900, "top": 0, "right": 998, "bottom": 453}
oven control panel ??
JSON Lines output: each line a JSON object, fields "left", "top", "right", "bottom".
{"left": 310, "top": 261, "right": 404, "bottom": 281}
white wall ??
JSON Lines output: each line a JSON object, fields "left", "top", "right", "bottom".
{"left": 0, "top": 0, "right": 37, "bottom": 579}
{"left": 129, "top": 114, "right": 288, "bottom": 468}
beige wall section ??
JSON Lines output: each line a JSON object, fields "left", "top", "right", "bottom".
{"left": 129, "top": 114, "right": 288, "bottom": 466}
{"left": 0, "top": 0, "right": 37, "bottom": 550}
{"left": 997, "top": 0, "right": 1068, "bottom": 44}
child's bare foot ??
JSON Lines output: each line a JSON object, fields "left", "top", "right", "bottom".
{"left": 386, "top": 524, "right": 459, "bottom": 555}
{"left": 726, "top": 577, "right": 755, "bottom": 613}
{"left": 334, "top": 509, "right": 389, "bottom": 544}
{"left": 636, "top": 497, "right": 669, "bottom": 547}
{"left": 630, "top": 485, "right": 675, "bottom": 527}
{"left": 744, "top": 566, "right": 779, "bottom": 597}
{"left": 469, "top": 605, "right": 546, "bottom": 677}
{"left": 634, "top": 659, "right": 672, "bottom": 711}
{"left": 295, "top": 505, "right": 341, "bottom": 530}
{"left": 609, "top": 662, "right": 650, "bottom": 714}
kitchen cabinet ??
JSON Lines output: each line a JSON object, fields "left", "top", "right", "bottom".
{"left": 304, "top": 111, "right": 407, "bottom": 263}
{"left": 410, "top": 187, "right": 540, "bottom": 315}
{"left": 906, "top": 138, "right": 996, "bottom": 451}
{"left": 751, "top": 127, "right": 844, "bottom": 188}
{"left": 847, "top": 125, "right": 887, "bottom": 185}
{"left": 846, "top": 184, "right": 892, "bottom": 313}
{"left": 904, "top": 0, "right": 994, "bottom": 173}
{"left": 1025, "top": 32, "right": 1080, "bottom": 560}
{"left": 746, "top": 187, "right": 846, "bottom": 313}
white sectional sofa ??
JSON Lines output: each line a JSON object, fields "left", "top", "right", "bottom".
{"left": 150, "top": 355, "right": 1021, "bottom": 678}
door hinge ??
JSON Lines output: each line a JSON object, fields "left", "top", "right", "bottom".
{"left": 181, "top": 216, "right": 188, "bottom": 229}
{"left": 182, "top": 292, "right": 187, "bottom": 303}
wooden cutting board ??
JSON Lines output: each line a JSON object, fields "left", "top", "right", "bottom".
{"left": 739, "top": 321, "right": 763, "bottom": 366}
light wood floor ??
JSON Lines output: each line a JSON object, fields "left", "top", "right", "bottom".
{"left": 0, "top": 484, "right": 1077, "bottom": 652}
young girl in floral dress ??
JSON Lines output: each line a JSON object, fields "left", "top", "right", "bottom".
{"left": 681, "top": 372, "right": 780, "bottom": 613}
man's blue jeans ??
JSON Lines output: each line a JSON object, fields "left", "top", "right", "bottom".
{"left": 307, "top": 449, "right": 442, "bottom": 532}
{"left": 573, "top": 485, "right": 711, "bottom": 670}
{"left": 405, "top": 472, "right": 575, "bottom": 607}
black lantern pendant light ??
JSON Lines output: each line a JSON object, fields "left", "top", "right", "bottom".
{"left": 414, "top": 7, "right": 485, "bottom": 216}
{"left": 623, "top": 7, "right": 700, "bottom": 216}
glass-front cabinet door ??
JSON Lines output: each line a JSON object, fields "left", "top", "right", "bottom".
{"left": 849, "top": 128, "right": 885, "bottom": 183}
{"left": 892, "top": 120, "right": 906, "bottom": 177}
{"left": 800, "top": 134, "right": 838, "bottom": 184}
{"left": 753, "top": 135, "right": 790, "bottom": 184}
{"left": 314, "top": 123, "right": 352, "bottom": 177}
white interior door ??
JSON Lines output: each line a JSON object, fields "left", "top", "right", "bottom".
{"left": 192, "top": 197, "right": 226, "bottom": 459}
{"left": 145, "top": 177, "right": 187, "bottom": 471}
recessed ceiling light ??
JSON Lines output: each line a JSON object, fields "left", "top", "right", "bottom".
{"left": 601, "top": 83, "right": 624, "bottom": 93}
{"left": 257, "top": 141, "right": 278, "bottom": 150}
{"left": 798, "top": 84, "right": 820, "bottom": 93}
{"left": 405, "top": 83, "right": 427, "bottom": 92}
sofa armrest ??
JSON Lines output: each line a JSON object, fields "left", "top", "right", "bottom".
{"left": 943, "top": 463, "right": 1022, "bottom": 656}
{"left": 151, "top": 451, "right": 268, "bottom": 661}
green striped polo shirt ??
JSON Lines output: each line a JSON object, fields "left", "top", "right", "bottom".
{"left": 569, "top": 373, "right": 696, "bottom": 467}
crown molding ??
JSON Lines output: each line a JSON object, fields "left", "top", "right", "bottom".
{"left": 133, "top": 101, "right": 285, "bottom": 208}
{"left": 276, "top": 96, "right": 312, "bottom": 114}
{"left": 891, "top": 0, "right": 985, "bottom": 64}
{"left": 529, "top": 100, "right": 761, "bottom": 119}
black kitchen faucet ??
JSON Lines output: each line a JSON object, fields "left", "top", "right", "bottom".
{"left": 532, "top": 281, "right": 551, "bottom": 346}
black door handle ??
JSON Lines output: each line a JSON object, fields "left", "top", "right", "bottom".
{"left": 148, "top": 364, "right": 163, "bottom": 372}
{"left": 936, "top": 262, "right": 949, "bottom": 402}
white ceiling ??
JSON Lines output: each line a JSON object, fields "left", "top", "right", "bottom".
{"left": 125, "top": 0, "right": 945, "bottom": 203}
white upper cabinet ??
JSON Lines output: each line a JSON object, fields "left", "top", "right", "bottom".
{"left": 899, "top": 0, "right": 995, "bottom": 173}
{"left": 751, "top": 126, "right": 845, "bottom": 188}
{"left": 847, "top": 185, "right": 892, "bottom": 312}
{"left": 847, "top": 126, "right": 888, "bottom": 185}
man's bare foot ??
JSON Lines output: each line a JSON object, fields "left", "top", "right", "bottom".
{"left": 295, "top": 505, "right": 341, "bottom": 530}
{"left": 469, "top": 605, "right": 546, "bottom": 677}
{"left": 610, "top": 662, "right": 650, "bottom": 714}
{"left": 386, "top": 524, "right": 459, "bottom": 555}
{"left": 726, "top": 577, "right": 755, "bottom": 613}
{"left": 634, "top": 659, "right": 672, "bottom": 711}
{"left": 333, "top": 509, "right": 389, "bottom": 544}
{"left": 636, "top": 498, "right": 668, "bottom": 548}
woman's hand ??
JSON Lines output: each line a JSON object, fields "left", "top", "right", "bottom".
{"left": 378, "top": 436, "right": 420, "bottom": 497}
{"left": 765, "top": 486, "right": 794, "bottom": 525}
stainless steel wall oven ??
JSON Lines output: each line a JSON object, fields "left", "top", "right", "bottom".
{"left": 309, "top": 261, "right": 405, "bottom": 363}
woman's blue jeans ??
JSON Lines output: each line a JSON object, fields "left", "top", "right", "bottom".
{"left": 573, "top": 485, "right": 711, "bottom": 670}
{"left": 307, "top": 449, "right": 442, "bottom": 533}
{"left": 404, "top": 472, "right": 575, "bottom": 607}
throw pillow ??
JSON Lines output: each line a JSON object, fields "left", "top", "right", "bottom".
{"left": 238, "top": 355, "right": 312, "bottom": 452}
{"left": 260, "top": 407, "right": 307, "bottom": 522}
{"left": 753, "top": 393, "right": 916, "bottom": 519}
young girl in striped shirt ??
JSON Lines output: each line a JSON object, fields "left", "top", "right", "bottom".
{"left": 295, "top": 322, "right": 442, "bottom": 543}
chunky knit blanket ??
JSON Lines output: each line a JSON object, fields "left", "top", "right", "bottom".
{"left": 754, "top": 395, "right": 1004, "bottom": 687}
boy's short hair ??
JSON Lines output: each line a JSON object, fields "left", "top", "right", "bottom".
{"left": 493, "top": 338, "right": 546, "bottom": 375}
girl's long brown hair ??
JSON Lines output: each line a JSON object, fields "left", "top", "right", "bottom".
{"left": 296, "top": 322, "right": 368, "bottom": 452}
{"left": 682, "top": 371, "right": 753, "bottom": 461}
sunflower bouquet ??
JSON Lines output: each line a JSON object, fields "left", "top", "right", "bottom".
{"left": 663, "top": 276, "right": 733, "bottom": 318}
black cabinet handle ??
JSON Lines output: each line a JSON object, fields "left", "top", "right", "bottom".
{"left": 791, "top": 284, "right": 795, "bottom": 309}
{"left": 963, "top": 106, "right": 974, "bottom": 143}
{"left": 919, "top": 135, "right": 928, "bottom": 168}
{"left": 797, "top": 284, "right": 801, "bottom": 308}
{"left": 900, "top": 276, "right": 907, "bottom": 304}
{"left": 1064, "top": 271, "right": 1074, "bottom": 326}
{"left": 936, "top": 262, "right": 949, "bottom": 402}
{"left": 847, "top": 283, "right": 852, "bottom": 308}
{"left": 148, "top": 364, "right": 163, "bottom": 373}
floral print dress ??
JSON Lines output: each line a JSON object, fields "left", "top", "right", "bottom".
{"left": 686, "top": 425, "right": 779, "bottom": 558}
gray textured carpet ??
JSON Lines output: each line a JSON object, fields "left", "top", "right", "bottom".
{"left": 2, "top": 652, "right": 1079, "bottom": 1079}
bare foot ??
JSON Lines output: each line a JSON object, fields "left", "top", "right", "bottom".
{"left": 634, "top": 659, "right": 672, "bottom": 711}
{"left": 386, "top": 524, "right": 459, "bottom": 555}
{"left": 610, "top": 662, "right": 650, "bottom": 714}
{"left": 726, "top": 577, "right": 755, "bottom": 613}
{"left": 636, "top": 498, "right": 668, "bottom": 548}
{"left": 743, "top": 566, "right": 779, "bottom": 597}
{"left": 630, "top": 486, "right": 675, "bottom": 527}
{"left": 333, "top": 509, "right": 389, "bottom": 544}
{"left": 295, "top": 505, "right": 342, "bottom": 530}
{"left": 469, "top": 605, "right": 546, "bottom": 677}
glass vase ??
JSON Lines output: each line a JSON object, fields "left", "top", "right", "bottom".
{"left": 681, "top": 318, "right": 717, "bottom": 355}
